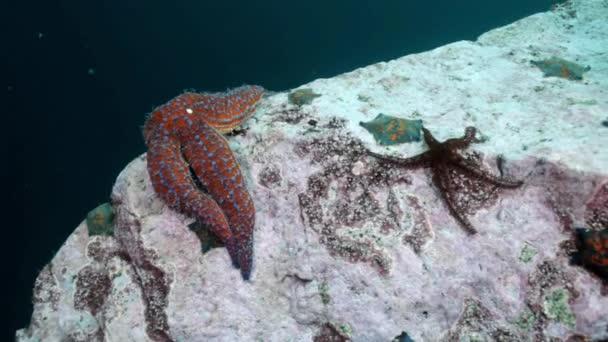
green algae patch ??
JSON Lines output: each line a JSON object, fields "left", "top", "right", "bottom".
{"left": 337, "top": 323, "right": 353, "bottom": 338}
{"left": 288, "top": 88, "right": 321, "bottom": 106}
{"left": 514, "top": 308, "right": 537, "bottom": 330}
{"left": 519, "top": 243, "right": 537, "bottom": 263}
{"left": 318, "top": 281, "right": 331, "bottom": 305}
{"left": 360, "top": 113, "right": 423, "bottom": 146}
{"left": 86, "top": 203, "right": 115, "bottom": 236}
{"left": 543, "top": 288, "right": 576, "bottom": 328}
{"left": 531, "top": 57, "right": 590, "bottom": 80}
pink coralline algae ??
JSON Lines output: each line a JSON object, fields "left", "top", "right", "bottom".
{"left": 296, "top": 131, "right": 424, "bottom": 275}
{"left": 585, "top": 181, "right": 608, "bottom": 230}
{"left": 143, "top": 85, "right": 265, "bottom": 280}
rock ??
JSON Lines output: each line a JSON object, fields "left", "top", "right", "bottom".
{"left": 17, "top": 0, "right": 608, "bottom": 340}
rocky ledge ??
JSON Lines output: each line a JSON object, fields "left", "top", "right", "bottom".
{"left": 17, "top": 0, "right": 607, "bottom": 341}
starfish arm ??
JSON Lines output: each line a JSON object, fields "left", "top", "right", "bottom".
{"left": 453, "top": 158, "right": 523, "bottom": 188}
{"left": 192, "top": 85, "right": 265, "bottom": 133}
{"left": 444, "top": 126, "right": 477, "bottom": 149}
{"left": 422, "top": 127, "right": 441, "bottom": 149}
{"left": 462, "top": 126, "right": 477, "bottom": 144}
{"left": 180, "top": 119, "right": 255, "bottom": 280}
{"left": 146, "top": 134, "right": 240, "bottom": 267}
{"left": 434, "top": 169, "right": 478, "bottom": 234}
{"left": 185, "top": 193, "right": 240, "bottom": 269}
{"left": 366, "top": 149, "right": 432, "bottom": 167}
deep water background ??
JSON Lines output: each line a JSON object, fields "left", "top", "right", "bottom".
{"left": 14, "top": 0, "right": 555, "bottom": 338}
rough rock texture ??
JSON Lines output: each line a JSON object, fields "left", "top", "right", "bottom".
{"left": 17, "top": 0, "right": 608, "bottom": 341}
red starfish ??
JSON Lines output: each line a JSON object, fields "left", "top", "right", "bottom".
{"left": 572, "top": 227, "right": 608, "bottom": 281}
{"left": 143, "top": 85, "right": 264, "bottom": 280}
{"left": 367, "top": 126, "right": 523, "bottom": 234}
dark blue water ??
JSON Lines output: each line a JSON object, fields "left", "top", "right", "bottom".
{"left": 14, "top": 0, "right": 554, "bottom": 337}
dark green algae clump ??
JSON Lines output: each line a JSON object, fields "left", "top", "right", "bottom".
{"left": 86, "top": 203, "right": 115, "bottom": 236}
{"left": 189, "top": 221, "right": 225, "bottom": 253}
{"left": 288, "top": 88, "right": 321, "bottom": 106}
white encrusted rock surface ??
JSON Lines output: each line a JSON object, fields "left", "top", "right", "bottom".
{"left": 17, "top": 0, "right": 608, "bottom": 341}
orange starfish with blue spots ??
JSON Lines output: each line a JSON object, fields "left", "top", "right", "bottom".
{"left": 143, "top": 85, "right": 264, "bottom": 280}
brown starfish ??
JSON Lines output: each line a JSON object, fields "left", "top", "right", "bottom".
{"left": 367, "top": 126, "right": 523, "bottom": 234}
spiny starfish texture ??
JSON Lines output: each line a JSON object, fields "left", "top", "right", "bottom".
{"left": 367, "top": 126, "right": 523, "bottom": 234}
{"left": 143, "top": 85, "right": 265, "bottom": 280}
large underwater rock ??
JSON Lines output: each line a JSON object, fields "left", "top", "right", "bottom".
{"left": 17, "top": 0, "right": 608, "bottom": 340}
